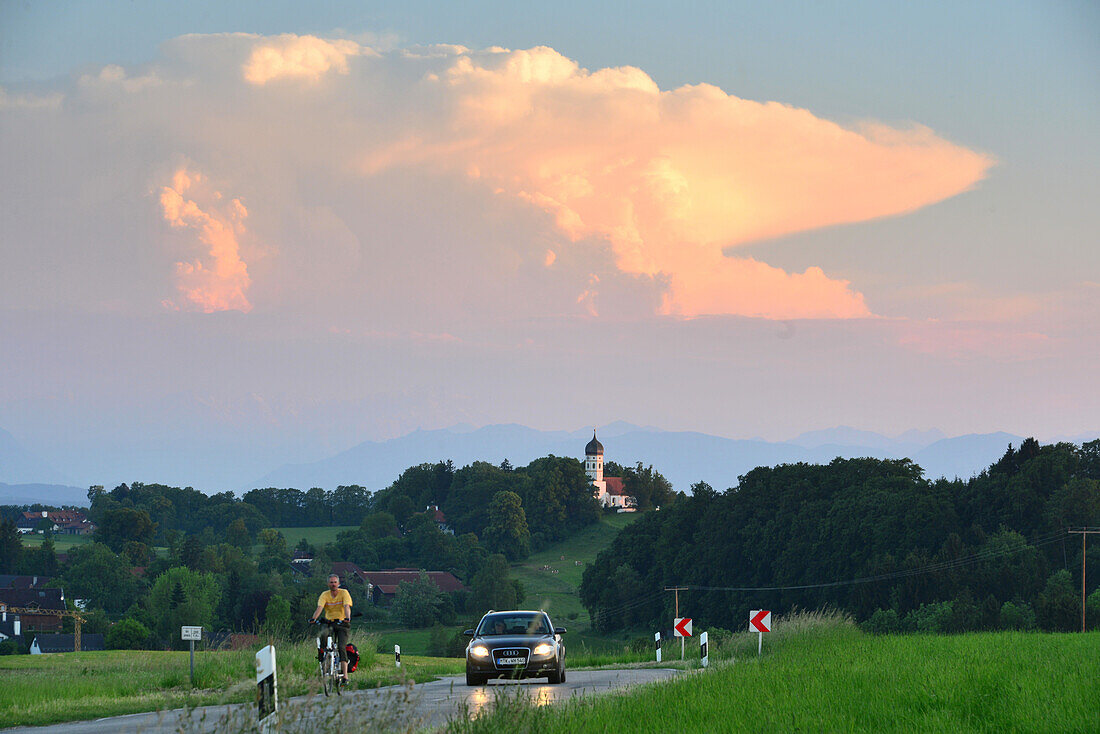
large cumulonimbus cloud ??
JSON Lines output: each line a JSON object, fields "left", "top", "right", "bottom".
{"left": 2, "top": 33, "right": 993, "bottom": 320}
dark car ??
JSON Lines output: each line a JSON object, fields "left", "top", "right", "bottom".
{"left": 464, "top": 610, "right": 567, "bottom": 685}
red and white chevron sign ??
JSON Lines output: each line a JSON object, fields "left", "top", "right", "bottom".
{"left": 674, "top": 617, "right": 693, "bottom": 637}
{"left": 750, "top": 610, "right": 771, "bottom": 632}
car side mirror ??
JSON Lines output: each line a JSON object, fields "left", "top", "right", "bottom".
{"left": 463, "top": 629, "right": 475, "bottom": 637}
{"left": 554, "top": 627, "right": 567, "bottom": 635}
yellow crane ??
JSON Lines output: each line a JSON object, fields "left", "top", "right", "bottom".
{"left": 0, "top": 603, "right": 87, "bottom": 651}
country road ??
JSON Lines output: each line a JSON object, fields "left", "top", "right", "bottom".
{"left": 6, "top": 668, "right": 682, "bottom": 733}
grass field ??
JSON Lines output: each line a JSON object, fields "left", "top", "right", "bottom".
{"left": 265, "top": 525, "right": 359, "bottom": 550}
{"left": 20, "top": 533, "right": 94, "bottom": 552}
{"left": 449, "top": 617, "right": 1100, "bottom": 733}
{"left": 0, "top": 632, "right": 464, "bottom": 729}
{"left": 511, "top": 513, "right": 638, "bottom": 624}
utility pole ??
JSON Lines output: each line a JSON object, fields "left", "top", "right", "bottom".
{"left": 665, "top": 587, "right": 688, "bottom": 660}
{"left": 1068, "top": 529, "right": 1098, "bottom": 633}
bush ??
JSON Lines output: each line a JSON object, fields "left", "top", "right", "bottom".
{"left": 862, "top": 608, "right": 902, "bottom": 635}
{"left": 0, "top": 639, "right": 17, "bottom": 655}
{"left": 106, "top": 617, "right": 151, "bottom": 649}
{"left": 999, "top": 600, "right": 1037, "bottom": 631}
{"left": 907, "top": 601, "right": 954, "bottom": 633}
{"left": 1087, "top": 589, "right": 1100, "bottom": 631}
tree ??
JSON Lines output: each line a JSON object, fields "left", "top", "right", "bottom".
{"left": 61, "top": 543, "right": 139, "bottom": 614}
{"left": 145, "top": 566, "right": 221, "bottom": 645}
{"left": 393, "top": 573, "right": 446, "bottom": 628}
{"left": 257, "top": 528, "right": 290, "bottom": 574}
{"left": 95, "top": 507, "right": 157, "bottom": 553}
{"left": 225, "top": 518, "right": 251, "bottom": 551}
{"left": 261, "top": 595, "right": 292, "bottom": 638}
{"left": 1036, "top": 570, "right": 1079, "bottom": 631}
{"left": 106, "top": 618, "right": 150, "bottom": 649}
{"left": 19, "top": 536, "right": 57, "bottom": 576}
{"left": 483, "top": 491, "right": 530, "bottom": 560}
{"left": 471, "top": 555, "right": 517, "bottom": 613}
{"left": 0, "top": 519, "right": 22, "bottom": 573}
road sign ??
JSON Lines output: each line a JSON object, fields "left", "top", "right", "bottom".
{"left": 674, "top": 617, "right": 692, "bottom": 637}
{"left": 700, "top": 631, "right": 709, "bottom": 668}
{"left": 654, "top": 631, "right": 662, "bottom": 663}
{"left": 255, "top": 644, "right": 278, "bottom": 725}
{"left": 181, "top": 626, "right": 202, "bottom": 640}
{"left": 749, "top": 610, "right": 771, "bottom": 633}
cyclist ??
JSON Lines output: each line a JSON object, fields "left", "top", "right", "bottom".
{"left": 310, "top": 573, "right": 353, "bottom": 683}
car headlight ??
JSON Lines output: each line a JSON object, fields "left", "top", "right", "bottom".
{"left": 533, "top": 643, "right": 554, "bottom": 656}
{"left": 469, "top": 645, "right": 489, "bottom": 658}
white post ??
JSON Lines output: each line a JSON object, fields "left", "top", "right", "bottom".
{"left": 700, "top": 631, "right": 708, "bottom": 668}
{"left": 758, "top": 631, "right": 762, "bottom": 656}
{"left": 394, "top": 644, "right": 401, "bottom": 667}
{"left": 655, "top": 631, "right": 661, "bottom": 663}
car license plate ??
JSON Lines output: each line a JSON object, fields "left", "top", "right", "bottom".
{"left": 497, "top": 656, "right": 526, "bottom": 665}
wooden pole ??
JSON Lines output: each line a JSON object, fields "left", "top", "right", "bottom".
{"left": 75, "top": 616, "right": 81, "bottom": 652}
{"left": 1069, "top": 529, "right": 1097, "bottom": 633}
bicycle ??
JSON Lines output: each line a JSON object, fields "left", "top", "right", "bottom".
{"left": 312, "top": 618, "right": 347, "bottom": 697}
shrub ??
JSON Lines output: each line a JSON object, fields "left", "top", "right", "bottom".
{"left": 106, "top": 617, "right": 151, "bottom": 649}
{"left": 862, "top": 608, "right": 902, "bottom": 635}
{"left": 907, "top": 601, "right": 954, "bottom": 633}
{"left": 999, "top": 600, "right": 1037, "bottom": 631}
{"left": 0, "top": 639, "right": 17, "bottom": 655}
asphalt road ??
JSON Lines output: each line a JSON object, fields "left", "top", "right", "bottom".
{"left": 6, "top": 668, "right": 681, "bottom": 733}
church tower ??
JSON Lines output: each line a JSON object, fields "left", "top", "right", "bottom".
{"left": 585, "top": 430, "right": 607, "bottom": 503}
{"left": 585, "top": 430, "right": 604, "bottom": 482}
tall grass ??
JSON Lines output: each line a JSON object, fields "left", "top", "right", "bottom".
{"left": 447, "top": 611, "right": 1100, "bottom": 733}
{"left": 0, "top": 630, "right": 463, "bottom": 728}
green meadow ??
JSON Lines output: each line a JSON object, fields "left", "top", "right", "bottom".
{"left": 511, "top": 512, "right": 638, "bottom": 624}
{"left": 0, "top": 633, "right": 463, "bottom": 729}
{"left": 450, "top": 618, "right": 1100, "bottom": 734}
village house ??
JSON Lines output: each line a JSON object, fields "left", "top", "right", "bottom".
{"left": 16, "top": 510, "right": 95, "bottom": 535}
{"left": 358, "top": 568, "right": 467, "bottom": 606}
{"left": 0, "top": 588, "right": 67, "bottom": 632}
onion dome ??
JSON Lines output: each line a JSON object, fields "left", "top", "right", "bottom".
{"left": 585, "top": 430, "right": 604, "bottom": 456}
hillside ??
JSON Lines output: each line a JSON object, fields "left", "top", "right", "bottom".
{"left": 512, "top": 513, "right": 640, "bottom": 623}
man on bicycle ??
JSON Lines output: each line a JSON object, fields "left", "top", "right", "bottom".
{"left": 310, "top": 573, "right": 352, "bottom": 682}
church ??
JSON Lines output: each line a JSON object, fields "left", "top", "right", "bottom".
{"left": 584, "top": 431, "right": 636, "bottom": 510}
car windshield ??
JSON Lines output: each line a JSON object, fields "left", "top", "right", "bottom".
{"left": 477, "top": 613, "right": 551, "bottom": 636}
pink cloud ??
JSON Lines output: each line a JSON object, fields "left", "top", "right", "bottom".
{"left": 159, "top": 167, "right": 253, "bottom": 313}
{"left": 362, "top": 45, "right": 993, "bottom": 319}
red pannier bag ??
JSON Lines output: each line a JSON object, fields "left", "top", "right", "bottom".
{"left": 345, "top": 643, "right": 360, "bottom": 673}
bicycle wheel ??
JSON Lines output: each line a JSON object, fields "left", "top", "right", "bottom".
{"left": 320, "top": 651, "right": 333, "bottom": 697}
{"left": 334, "top": 651, "right": 342, "bottom": 696}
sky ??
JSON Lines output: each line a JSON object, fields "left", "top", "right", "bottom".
{"left": 1, "top": 1, "right": 1098, "bottom": 490}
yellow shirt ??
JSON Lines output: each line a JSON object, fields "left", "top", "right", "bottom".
{"left": 316, "top": 589, "right": 353, "bottom": 621}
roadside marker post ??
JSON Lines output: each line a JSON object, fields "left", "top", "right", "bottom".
{"left": 654, "top": 631, "right": 661, "bottom": 663}
{"left": 181, "top": 626, "right": 202, "bottom": 686}
{"left": 700, "top": 631, "right": 708, "bottom": 668}
{"left": 674, "top": 617, "right": 692, "bottom": 661}
{"left": 395, "top": 644, "right": 401, "bottom": 667}
{"left": 255, "top": 644, "right": 278, "bottom": 729}
{"left": 749, "top": 610, "right": 771, "bottom": 656}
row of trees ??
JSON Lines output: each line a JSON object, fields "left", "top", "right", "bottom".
{"left": 79, "top": 453, "right": 662, "bottom": 561}
{"left": 580, "top": 439, "right": 1100, "bottom": 633}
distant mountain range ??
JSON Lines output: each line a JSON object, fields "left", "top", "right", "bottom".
{"left": 0, "top": 483, "right": 90, "bottom": 507}
{"left": 2, "top": 421, "right": 1095, "bottom": 501}
{"left": 251, "top": 422, "right": 1040, "bottom": 493}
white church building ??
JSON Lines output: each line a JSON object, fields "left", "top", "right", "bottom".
{"left": 585, "top": 431, "right": 636, "bottom": 510}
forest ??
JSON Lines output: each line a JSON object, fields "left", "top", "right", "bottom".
{"left": 580, "top": 439, "right": 1100, "bottom": 634}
